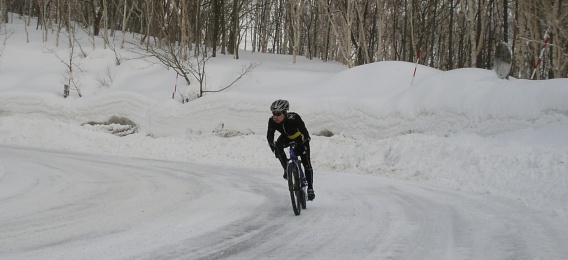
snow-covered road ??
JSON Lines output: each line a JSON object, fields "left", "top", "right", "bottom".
{"left": 1, "top": 145, "right": 566, "bottom": 259}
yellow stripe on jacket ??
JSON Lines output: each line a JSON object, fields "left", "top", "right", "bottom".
{"left": 288, "top": 131, "right": 302, "bottom": 140}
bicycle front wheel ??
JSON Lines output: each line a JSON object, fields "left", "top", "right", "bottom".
{"left": 287, "top": 163, "right": 301, "bottom": 216}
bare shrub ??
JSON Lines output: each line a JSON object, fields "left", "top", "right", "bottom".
{"left": 212, "top": 123, "right": 253, "bottom": 138}
{"left": 316, "top": 129, "right": 334, "bottom": 137}
{"left": 82, "top": 115, "right": 139, "bottom": 136}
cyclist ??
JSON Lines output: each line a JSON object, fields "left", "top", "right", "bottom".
{"left": 267, "top": 99, "right": 315, "bottom": 200}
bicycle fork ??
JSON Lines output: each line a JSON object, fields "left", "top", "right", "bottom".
{"left": 287, "top": 160, "right": 306, "bottom": 190}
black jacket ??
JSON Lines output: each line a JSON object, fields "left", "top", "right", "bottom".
{"left": 267, "top": 112, "right": 310, "bottom": 145}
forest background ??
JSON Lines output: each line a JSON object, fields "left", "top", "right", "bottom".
{"left": 0, "top": 0, "right": 566, "bottom": 79}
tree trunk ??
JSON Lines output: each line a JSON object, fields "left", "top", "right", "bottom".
{"left": 1, "top": 0, "right": 8, "bottom": 23}
{"left": 448, "top": 0, "right": 454, "bottom": 70}
{"left": 211, "top": 0, "right": 220, "bottom": 57}
{"left": 503, "top": 0, "right": 508, "bottom": 42}
{"left": 93, "top": 1, "right": 102, "bottom": 36}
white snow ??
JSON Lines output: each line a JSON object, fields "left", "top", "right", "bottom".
{"left": 1, "top": 18, "right": 567, "bottom": 259}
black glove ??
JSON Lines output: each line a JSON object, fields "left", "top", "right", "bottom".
{"left": 269, "top": 142, "right": 276, "bottom": 153}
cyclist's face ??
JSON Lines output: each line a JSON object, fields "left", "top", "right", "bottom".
{"left": 272, "top": 111, "right": 284, "bottom": 123}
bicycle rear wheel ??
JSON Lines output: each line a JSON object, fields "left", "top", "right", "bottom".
{"left": 287, "top": 163, "right": 301, "bottom": 216}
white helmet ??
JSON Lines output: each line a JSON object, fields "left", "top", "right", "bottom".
{"left": 270, "top": 99, "right": 289, "bottom": 112}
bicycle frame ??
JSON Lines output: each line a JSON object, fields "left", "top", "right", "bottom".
{"left": 288, "top": 142, "right": 307, "bottom": 186}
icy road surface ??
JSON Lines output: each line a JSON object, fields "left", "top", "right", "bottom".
{"left": 1, "top": 146, "right": 566, "bottom": 259}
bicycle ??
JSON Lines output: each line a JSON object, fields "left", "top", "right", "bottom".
{"left": 285, "top": 141, "right": 308, "bottom": 216}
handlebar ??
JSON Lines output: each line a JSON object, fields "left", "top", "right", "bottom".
{"left": 274, "top": 141, "right": 297, "bottom": 149}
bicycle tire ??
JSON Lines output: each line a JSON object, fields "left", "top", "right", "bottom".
{"left": 300, "top": 189, "right": 307, "bottom": 209}
{"left": 287, "top": 163, "right": 301, "bottom": 216}
{"left": 296, "top": 160, "right": 307, "bottom": 210}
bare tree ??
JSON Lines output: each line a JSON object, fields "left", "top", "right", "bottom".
{"left": 202, "top": 61, "right": 260, "bottom": 95}
{"left": 0, "top": 28, "right": 11, "bottom": 66}
{"left": 3, "top": 0, "right": 567, "bottom": 78}
{"left": 288, "top": 0, "right": 302, "bottom": 63}
{"left": 318, "top": 0, "right": 356, "bottom": 67}
{"left": 119, "top": 0, "right": 135, "bottom": 48}
{"left": 541, "top": 0, "right": 568, "bottom": 78}
{"left": 46, "top": 40, "right": 83, "bottom": 97}
{"left": 1, "top": 0, "right": 7, "bottom": 23}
